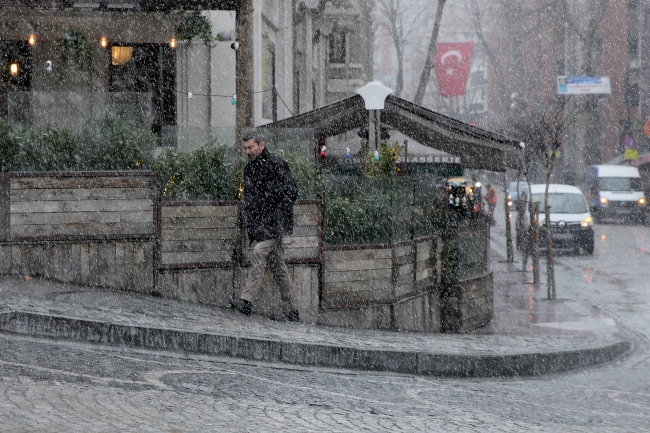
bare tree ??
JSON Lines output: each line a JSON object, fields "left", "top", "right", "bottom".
{"left": 414, "top": 0, "right": 447, "bottom": 105}
{"left": 465, "top": 0, "right": 562, "bottom": 126}
{"left": 556, "top": 0, "right": 608, "bottom": 180}
{"left": 509, "top": 97, "right": 575, "bottom": 299}
{"left": 376, "top": 0, "right": 427, "bottom": 97}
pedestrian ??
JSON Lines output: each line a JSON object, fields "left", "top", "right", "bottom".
{"left": 486, "top": 183, "right": 497, "bottom": 225}
{"left": 230, "top": 132, "right": 300, "bottom": 322}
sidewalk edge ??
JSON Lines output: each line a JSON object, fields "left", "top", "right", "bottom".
{"left": 0, "top": 310, "right": 630, "bottom": 378}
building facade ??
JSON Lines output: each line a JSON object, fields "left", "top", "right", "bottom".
{"left": 484, "top": 0, "right": 647, "bottom": 183}
{"left": 0, "top": 0, "right": 372, "bottom": 150}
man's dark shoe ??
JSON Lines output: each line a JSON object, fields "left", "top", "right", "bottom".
{"left": 270, "top": 310, "right": 299, "bottom": 322}
{"left": 230, "top": 299, "right": 252, "bottom": 316}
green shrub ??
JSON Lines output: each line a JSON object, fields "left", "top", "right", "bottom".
{"left": 1, "top": 121, "right": 83, "bottom": 172}
{"left": 322, "top": 187, "right": 394, "bottom": 245}
{"left": 280, "top": 151, "right": 321, "bottom": 199}
{"left": 175, "top": 12, "right": 219, "bottom": 48}
{"left": 80, "top": 111, "right": 156, "bottom": 170}
{"left": 363, "top": 141, "right": 403, "bottom": 178}
{"left": 33, "top": 126, "right": 82, "bottom": 171}
{"left": 153, "top": 143, "right": 235, "bottom": 200}
{"left": 0, "top": 118, "right": 15, "bottom": 172}
{"left": 152, "top": 147, "right": 185, "bottom": 199}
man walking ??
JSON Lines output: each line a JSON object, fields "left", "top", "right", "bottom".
{"left": 230, "top": 132, "right": 300, "bottom": 322}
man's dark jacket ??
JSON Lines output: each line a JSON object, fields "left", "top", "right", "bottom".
{"left": 244, "top": 148, "right": 298, "bottom": 243}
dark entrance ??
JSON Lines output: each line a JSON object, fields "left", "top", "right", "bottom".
{"left": 0, "top": 40, "right": 32, "bottom": 124}
{"left": 108, "top": 43, "right": 176, "bottom": 146}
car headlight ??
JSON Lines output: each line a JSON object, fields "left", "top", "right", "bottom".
{"left": 581, "top": 216, "right": 593, "bottom": 227}
{"left": 639, "top": 198, "right": 646, "bottom": 206}
{"left": 507, "top": 195, "right": 513, "bottom": 200}
{"left": 600, "top": 197, "right": 608, "bottom": 204}
{"left": 507, "top": 200, "right": 513, "bottom": 207}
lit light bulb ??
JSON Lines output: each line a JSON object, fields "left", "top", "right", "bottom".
{"left": 169, "top": 38, "right": 177, "bottom": 49}
{"left": 9, "top": 63, "right": 19, "bottom": 77}
{"left": 100, "top": 37, "right": 109, "bottom": 48}
{"left": 28, "top": 34, "right": 36, "bottom": 46}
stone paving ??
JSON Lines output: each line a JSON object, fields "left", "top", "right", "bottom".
{"left": 0, "top": 217, "right": 648, "bottom": 432}
{"left": 0, "top": 242, "right": 630, "bottom": 376}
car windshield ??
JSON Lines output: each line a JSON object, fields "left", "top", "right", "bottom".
{"left": 508, "top": 181, "right": 525, "bottom": 191}
{"left": 597, "top": 177, "right": 643, "bottom": 191}
{"left": 531, "top": 193, "right": 587, "bottom": 214}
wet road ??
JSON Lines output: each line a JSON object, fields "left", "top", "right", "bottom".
{"left": 1, "top": 219, "right": 650, "bottom": 432}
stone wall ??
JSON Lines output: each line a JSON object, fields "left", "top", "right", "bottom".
{"left": 318, "top": 237, "right": 442, "bottom": 332}
{"left": 0, "top": 172, "right": 493, "bottom": 333}
{"left": 0, "top": 172, "right": 156, "bottom": 293}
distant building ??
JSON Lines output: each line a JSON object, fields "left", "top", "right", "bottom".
{"left": 485, "top": 0, "right": 646, "bottom": 183}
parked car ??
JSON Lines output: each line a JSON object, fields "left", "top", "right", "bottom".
{"left": 585, "top": 165, "right": 646, "bottom": 224}
{"left": 525, "top": 184, "right": 594, "bottom": 255}
{"left": 506, "top": 180, "right": 528, "bottom": 208}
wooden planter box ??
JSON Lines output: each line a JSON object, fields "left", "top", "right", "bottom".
{"left": 0, "top": 172, "right": 493, "bottom": 333}
{"left": 319, "top": 237, "right": 442, "bottom": 332}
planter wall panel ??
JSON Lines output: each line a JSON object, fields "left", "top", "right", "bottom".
{"left": 458, "top": 272, "right": 493, "bottom": 332}
{"left": 159, "top": 204, "right": 238, "bottom": 267}
{"left": 232, "top": 264, "right": 319, "bottom": 323}
{"left": 243, "top": 202, "right": 322, "bottom": 264}
{"left": 322, "top": 248, "right": 393, "bottom": 308}
{"left": 8, "top": 175, "right": 155, "bottom": 240}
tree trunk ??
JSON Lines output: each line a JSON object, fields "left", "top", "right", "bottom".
{"left": 544, "top": 170, "right": 556, "bottom": 299}
{"left": 504, "top": 174, "right": 513, "bottom": 262}
{"left": 414, "top": 0, "right": 447, "bottom": 105}
{"left": 236, "top": 0, "right": 255, "bottom": 139}
{"left": 394, "top": 41, "right": 404, "bottom": 97}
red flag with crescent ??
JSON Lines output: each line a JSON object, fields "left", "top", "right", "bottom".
{"left": 435, "top": 41, "right": 475, "bottom": 98}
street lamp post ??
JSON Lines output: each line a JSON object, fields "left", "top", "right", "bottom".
{"left": 504, "top": 172, "right": 513, "bottom": 262}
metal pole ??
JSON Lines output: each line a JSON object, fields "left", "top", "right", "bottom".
{"left": 546, "top": 204, "right": 556, "bottom": 299}
{"left": 272, "top": 86, "right": 278, "bottom": 148}
{"left": 504, "top": 173, "right": 513, "bottom": 262}
{"left": 235, "top": 0, "right": 254, "bottom": 142}
{"left": 531, "top": 202, "right": 540, "bottom": 284}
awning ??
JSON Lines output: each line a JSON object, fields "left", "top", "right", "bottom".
{"left": 263, "top": 94, "right": 522, "bottom": 172}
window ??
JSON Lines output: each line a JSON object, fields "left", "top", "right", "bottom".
{"left": 597, "top": 177, "right": 643, "bottom": 192}
{"left": 108, "top": 43, "right": 176, "bottom": 139}
{"left": 330, "top": 24, "right": 346, "bottom": 64}
{"left": 531, "top": 193, "right": 588, "bottom": 214}
{"left": 0, "top": 40, "right": 32, "bottom": 122}
{"left": 628, "top": 32, "right": 639, "bottom": 55}
{"left": 626, "top": 82, "right": 639, "bottom": 107}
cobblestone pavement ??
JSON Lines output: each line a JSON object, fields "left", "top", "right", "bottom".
{"left": 0, "top": 332, "right": 647, "bottom": 433}
{"left": 2, "top": 202, "right": 650, "bottom": 430}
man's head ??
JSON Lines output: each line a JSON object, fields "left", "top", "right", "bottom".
{"left": 486, "top": 184, "right": 491, "bottom": 189}
{"left": 242, "top": 132, "right": 266, "bottom": 161}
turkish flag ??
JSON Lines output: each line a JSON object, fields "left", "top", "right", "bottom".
{"left": 435, "top": 41, "right": 475, "bottom": 98}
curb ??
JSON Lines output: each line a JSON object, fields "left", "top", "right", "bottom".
{"left": 0, "top": 310, "right": 631, "bottom": 378}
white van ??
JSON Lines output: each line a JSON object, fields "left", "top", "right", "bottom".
{"left": 585, "top": 165, "right": 646, "bottom": 223}
{"left": 527, "top": 184, "right": 595, "bottom": 255}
